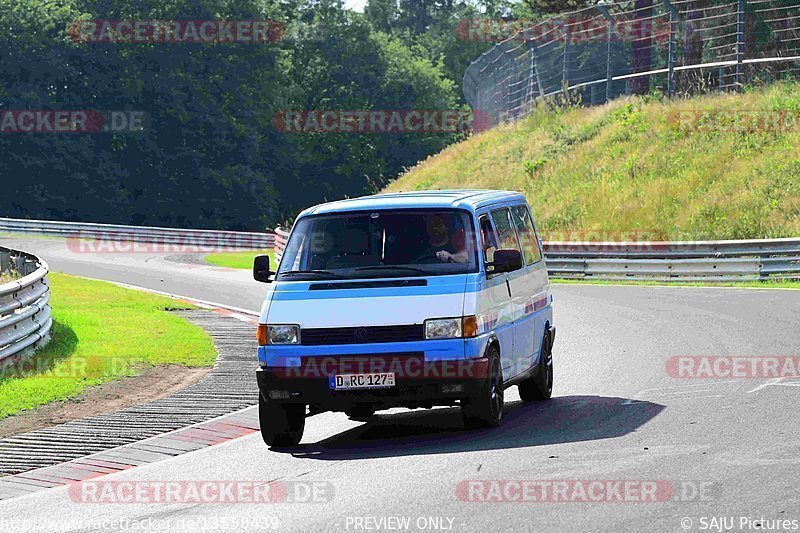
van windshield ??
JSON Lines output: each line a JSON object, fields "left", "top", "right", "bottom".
{"left": 277, "top": 210, "right": 478, "bottom": 280}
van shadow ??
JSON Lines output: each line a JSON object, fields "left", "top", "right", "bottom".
{"left": 282, "top": 395, "right": 664, "bottom": 460}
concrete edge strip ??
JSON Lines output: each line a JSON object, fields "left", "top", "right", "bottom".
{"left": 0, "top": 406, "right": 260, "bottom": 501}
{"left": 0, "top": 280, "right": 262, "bottom": 501}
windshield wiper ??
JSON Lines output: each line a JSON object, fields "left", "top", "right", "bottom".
{"left": 280, "top": 269, "right": 342, "bottom": 278}
{"left": 353, "top": 265, "right": 429, "bottom": 274}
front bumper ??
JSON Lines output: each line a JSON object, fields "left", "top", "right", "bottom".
{"left": 256, "top": 357, "right": 489, "bottom": 411}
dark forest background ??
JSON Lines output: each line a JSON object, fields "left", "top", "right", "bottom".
{"left": 0, "top": 0, "right": 593, "bottom": 230}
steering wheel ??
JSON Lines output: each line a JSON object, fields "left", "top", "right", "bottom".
{"left": 412, "top": 251, "right": 442, "bottom": 264}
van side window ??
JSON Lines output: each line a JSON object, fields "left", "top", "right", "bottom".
{"left": 510, "top": 205, "right": 542, "bottom": 265}
{"left": 490, "top": 207, "right": 523, "bottom": 261}
{"left": 478, "top": 214, "right": 498, "bottom": 263}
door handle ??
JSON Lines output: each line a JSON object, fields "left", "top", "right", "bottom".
{"left": 506, "top": 279, "right": 512, "bottom": 298}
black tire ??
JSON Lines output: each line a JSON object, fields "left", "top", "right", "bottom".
{"left": 258, "top": 392, "right": 306, "bottom": 447}
{"left": 519, "top": 331, "right": 553, "bottom": 402}
{"left": 462, "top": 345, "right": 503, "bottom": 429}
{"left": 345, "top": 405, "right": 376, "bottom": 420}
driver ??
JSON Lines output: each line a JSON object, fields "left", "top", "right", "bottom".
{"left": 424, "top": 215, "right": 469, "bottom": 264}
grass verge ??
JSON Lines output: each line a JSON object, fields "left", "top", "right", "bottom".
{"left": 0, "top": 273, "right": 216, "bottom": 419}
{"left": 385, "top": 82, "right": 800, "bottom": 241}
{"left": 205, "top": 250, "right": 274, "bottom": 270}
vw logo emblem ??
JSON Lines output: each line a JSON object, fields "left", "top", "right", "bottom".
{"left": 354, "top": 327, "right": 368, "bottom": 340}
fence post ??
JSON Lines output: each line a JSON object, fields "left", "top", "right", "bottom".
{"left": 562, "top": 21, "right": 572, "bottom": 95}
{"left": 663, "top": 0, "right": 678, "bottom": 97}
{"left": 526, "top": 42, "right": 538, "bottom": 109}
{"left": 597, "top": 4, "right": 615, "bottom": 103}
{"left": 505, "top": 50, "right": 514, "bottom": 119}
{"left": 736, "top": 0, "right": 746, "bottom": 90}
{"left": 533, "top": 44, "right": 545, "bottom": 98}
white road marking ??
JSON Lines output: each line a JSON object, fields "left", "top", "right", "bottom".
{"left": 77, "top": 276, "right": 261, "bottom": 316}
{"left": 747, "top": 378, "right": 784, "bottom": 393}
{"left": 636, "top": 380, "right": 739, "bottom": 396}
{"left": 661, "top": 389, "right": 713, "bottom": 395}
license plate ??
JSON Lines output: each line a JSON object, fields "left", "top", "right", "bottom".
{"left": 329, "top": 372, "right": 396, "bottom": 390}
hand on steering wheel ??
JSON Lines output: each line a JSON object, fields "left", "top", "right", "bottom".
{"left": 436, "top": 250, "right": 456, "bottom": 263}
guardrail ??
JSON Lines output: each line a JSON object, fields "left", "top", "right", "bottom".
{"left": 274, "top": 227, "right": 800, "bottom": 281}
{"left": 543, "top": 239, "right": 800, "bottom": 280}
{"left": 273, "top": 227, "right": 289, "bottom": 264}
{"left": 0, "top": 217, "right": 274, "bottom": 249}
{"left": 0, "top": 247, "right": 52, "bottom": 363}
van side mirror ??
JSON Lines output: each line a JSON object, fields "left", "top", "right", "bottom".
{"left": 253, "top": 255, "right": 274, "bottom": 283}
{"left": 488, "top": 249, "right": 523, "bottom": 274}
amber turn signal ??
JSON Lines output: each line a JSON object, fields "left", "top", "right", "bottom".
{"left": 462, "top": 315, "right": 479, "bottom": 338}
{"left": 257, "top": 324, "right": 268, "bottom": 346}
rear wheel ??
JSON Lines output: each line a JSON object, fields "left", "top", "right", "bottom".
{"left": 258, "top": 392, "right": 306, "bottom": 447}
{"left": 519, "top": 331, "right": 553, "bottom": 402}
{"left": 462, "top": 345, "right": 503, "bottom": 429}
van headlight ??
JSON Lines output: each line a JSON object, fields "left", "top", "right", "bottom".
{"left": 424, "top": 316, "right": 478, "bottom": 339}
{"left": 266, "top": 325, "right": 301, "bottom": 345}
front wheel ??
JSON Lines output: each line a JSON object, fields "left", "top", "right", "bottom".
{"left": 462, "top": 345, "right": 503, "bottom": 429}
{"left": 259, "top": 392, "right": 306, "bottom": 447}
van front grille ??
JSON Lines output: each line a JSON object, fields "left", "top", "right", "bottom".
{"left": 301, "top": 325, "right": 424, "bottom": 345}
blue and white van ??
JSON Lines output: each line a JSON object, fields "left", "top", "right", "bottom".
{"left": 253, "top": 190, "right": 555, "bottom": 446}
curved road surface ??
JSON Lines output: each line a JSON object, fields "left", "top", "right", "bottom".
{"left": 1, "top": 236, "right": 799, "bottom": 532}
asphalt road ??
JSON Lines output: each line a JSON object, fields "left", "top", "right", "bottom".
{"left": 1, "top": 235, "right": 799, "bottom": 533}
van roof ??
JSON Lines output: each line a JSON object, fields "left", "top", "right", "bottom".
{"left": 300, "top": 190, "right": 527, "bottom": 217}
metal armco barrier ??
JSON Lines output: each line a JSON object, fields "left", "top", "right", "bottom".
{"left": 275, "top": 228, "right": 800, "bottom": 281}
{"left": 0, "top": 217, "right": 275, "bottom": 249}
{"left": 274, "top": 227, "right": 289, "bottom": 264}
{"left": 543, "top": 238, "right": 800, "bottom": 280}
{"left": 0, "top": 247, "right": 52, "bottom": 363}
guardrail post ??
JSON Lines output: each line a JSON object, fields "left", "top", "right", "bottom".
{"left": 736, "top": 0, "right": 746, "bottom": 90}
{"left": 662, "top": 0, "right": 678, "bottom": 97}
{"left": 597, "top": 4, "right": 615, "bottom": 103}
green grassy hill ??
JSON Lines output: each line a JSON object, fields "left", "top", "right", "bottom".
{"left": 385, "top": 83, "right": 800, "bottom": 241}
